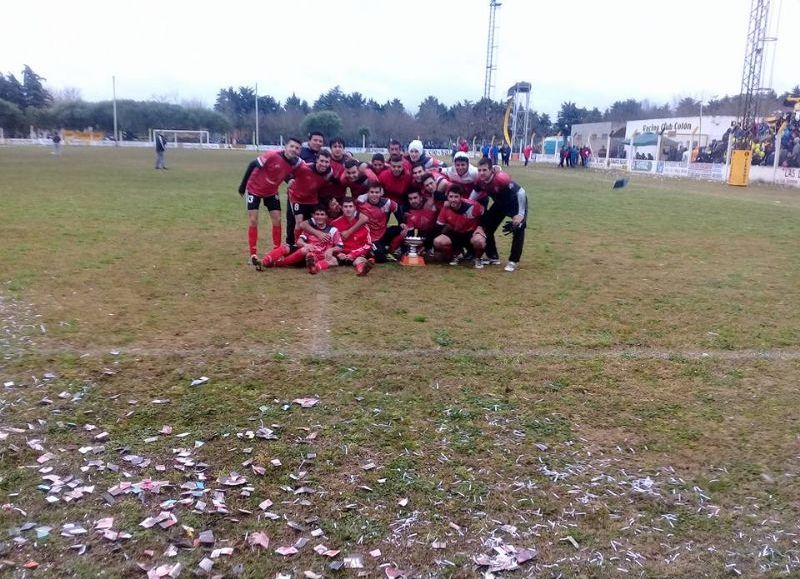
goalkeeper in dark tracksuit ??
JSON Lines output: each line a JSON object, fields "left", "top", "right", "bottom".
{"left": 471, "top": 157, "right": 528, "bottom": 272}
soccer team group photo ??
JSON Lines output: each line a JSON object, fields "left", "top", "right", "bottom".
{"left": 237, "top": 134, "right": 527, "bottom": 275}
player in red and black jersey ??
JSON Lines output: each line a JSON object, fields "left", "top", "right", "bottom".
{"left": 421, "top": 171, "right": 453, "bottom": 210}
{"left": 330, "top": 197, "right": 374, "bottom": 276}
{"left": 409, "top": 163, "right": 430, "bottom": 195}
{"left": 286, "top": 149, "right": 335, "bottom": 246}
{"left": 388, "top": 140, "right": 413, "bottom": 172}
{"left": 474, "top": 157, "right": 529, "bottom": 272}
{"left": 285, "top": 131, "right": 326, "bottom": 244}
{"left": 318, "top": 137, "right": 348, "bottom": 205}
{"left": 369, "top": 153, "right": 386, "bottom": 176}
{"left": 238, "top": 137, "right": 302, "bottom": 266}
{"left": 356, "top": 181, "right": 402, "bottom": 263}
{"left": 260, "top": 206, "right": 343, "bottom": 274}
{"left": 378, "top": 155, "right": 413, "bottom": 205}
{"left": 432, "top": 185, "right": 487, "bottom": 267}
{"left": 389, "top": 189, "right": 438, "bottom": 255}
{"left": 340, "top": 158, "right": 378, "bottom": 198}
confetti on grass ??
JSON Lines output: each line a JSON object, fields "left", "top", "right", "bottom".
{"left": 293, "top": 398, "right": 319, "bottom": 408}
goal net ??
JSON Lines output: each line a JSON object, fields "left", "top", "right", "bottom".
{"left": 149, "top": 129, "right": 210, "bottom": 144}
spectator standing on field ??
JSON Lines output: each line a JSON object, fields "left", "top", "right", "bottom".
{"left": 490, "top": 143, "right": 499, "bottom": 165}
{"left": 155, "top": 133, "right": 168, "bottom": 169}
{"left": 559, "top": 145, "right": 568, "bottom": 168}
{"left": 51, "top": 131, "right": 62, "bottom": 157}
{"left": 580, "top": 145, "right": 591, "bottom": 167}
{"left": 523, "top": 144, "right": 532, "bottom": 166}
{"left": 500, "top": 143, "right": 511, "bottom": 166}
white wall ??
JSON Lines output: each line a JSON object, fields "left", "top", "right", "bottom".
{"left": 625, "top": 116, "right": 737, "bottom": 149}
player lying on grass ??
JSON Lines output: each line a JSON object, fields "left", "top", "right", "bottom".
{"left": 330, "top": 197, "right": 374, "bottom": 276}
{"left": 259, "top": 206, "right": 341, "bottom": 273}
{"left": 261, "top": 200, "right": 373, "bottom": 275}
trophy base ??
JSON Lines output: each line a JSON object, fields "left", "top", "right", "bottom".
{"left": 400, "top": 254, "right": 426, "bottom": 267}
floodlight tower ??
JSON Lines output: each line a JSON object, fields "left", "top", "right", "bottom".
{"left": 735, "top": 0, "right": 773, "bottom": 148}
{"left": 504, "top": 82, "right": 532, "bottom": 155}
{"left": 483, "top": 0, "right": 501, "bottom": 100}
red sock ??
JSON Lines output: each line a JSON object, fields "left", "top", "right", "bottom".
{"left": 262, "top": 245, "right": 289, "bottom": 264}
{"left": 248, "top": 226, "right": 258, "bottom": 256}
{"left": 271, "top": 225, "right": 282, "bottom": 249}
{"left": 355, "top": 262, "right": 364, "bottom": 275}
{"left": 317, "top": 260, "right": 330, "bottom": 271}
{"left": 280, "top": 249, "right": 306, "bottom": 267}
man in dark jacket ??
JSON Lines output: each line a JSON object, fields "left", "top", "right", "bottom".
{"left": 155, "top": 133, "right": 167, "bottom": 169}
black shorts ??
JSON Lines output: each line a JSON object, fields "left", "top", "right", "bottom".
{"left": 445, "top": 231, "right": 474, "bottom": 251}
{"left": 245, "top": 193, "right": 280, "bottom": 212}
{"left": 290, "top": 202, "right": 316, "bottom": 220}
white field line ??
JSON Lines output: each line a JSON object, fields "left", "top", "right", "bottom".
{"left": 308, "top": 280, "right": 331, "bottom": 356}
{"left": 17, "top": 345, "right": 800, "bottom": 362}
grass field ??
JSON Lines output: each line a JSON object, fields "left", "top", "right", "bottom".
{"left": 1, "top": 146, "right": 799, "bottom": 577}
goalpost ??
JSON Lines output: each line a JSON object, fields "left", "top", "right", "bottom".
{"left": 149, "top": 129, "right": 210, "bottom": 145}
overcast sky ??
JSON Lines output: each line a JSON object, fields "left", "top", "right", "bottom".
{"left": 3, "top": 0, "right": 797, "bottom": 117}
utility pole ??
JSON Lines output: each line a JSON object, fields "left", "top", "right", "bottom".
{"left": 112, "top": 75, "right": 118, "bottom": 145}
{"left": 483, "top": 0, "right": 501, "bottom": 100}
{"left": 254, "top": 83, "right": 259, "bottom": 150}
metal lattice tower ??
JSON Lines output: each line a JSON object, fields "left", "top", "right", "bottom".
{"left": 507, "top": 82, "right": 532, "bottom": 154}
{"left": 736, "top": 0, "right": 772, "bottom": 145}
{"left": 483, "top": 0, "right": 501, "bottom": 100}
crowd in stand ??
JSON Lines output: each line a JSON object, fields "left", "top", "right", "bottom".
{"left": 751, "top": 111, "right": 800, "bottom": 167}
{"left": 644, "top": 112, "right": 800, "bottom": 167}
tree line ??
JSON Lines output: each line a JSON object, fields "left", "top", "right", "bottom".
{"left": 0, "top": 66, "right": 229, "bottom": 139}
{"left": 1, "top": 66, "right": 798, "bottom": 144}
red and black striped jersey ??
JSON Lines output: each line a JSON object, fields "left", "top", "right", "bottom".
{"left": 356, "top": 195, "right": 398, "bottom": 240}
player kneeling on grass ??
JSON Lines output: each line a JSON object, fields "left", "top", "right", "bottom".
{"left": 260, "top": 206, "right": 342, "bottom": 274}
{"left": 389, "top": 189, "right": 438, "bottom": 255}
{"left": 431, "top": 185, "right": 487, "bottom": 268}
{"left": 356, "top": 182, "right": 402, "bottom": 263}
